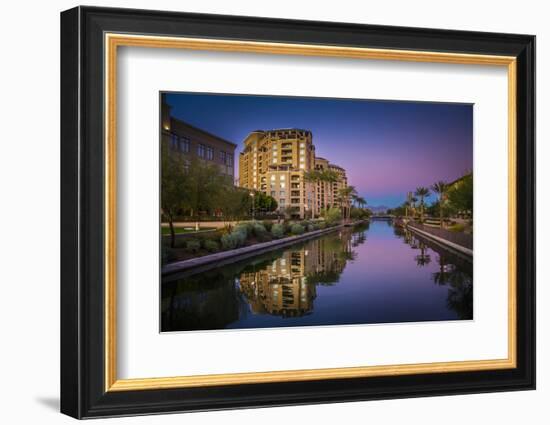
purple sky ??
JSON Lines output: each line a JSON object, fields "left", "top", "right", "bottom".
{"left": 165, "top": 92, "right": 472, "bottom": 207}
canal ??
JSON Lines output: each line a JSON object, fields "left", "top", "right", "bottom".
{"left": 161, "top": 220, "right": 473, "bottom": 332}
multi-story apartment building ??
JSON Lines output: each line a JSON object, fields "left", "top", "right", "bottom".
{"left": 239, "top": 129, "right": 316, "bottom": 218}
{"left": 238, "top": 128, "right": 348, "bottom": 218}
{"left": 161, "top": 95, "right": 236, "bottom": 180}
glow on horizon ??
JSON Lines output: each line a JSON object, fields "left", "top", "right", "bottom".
{"left": 165, "top": 92, "right": 473, "bottom": 208}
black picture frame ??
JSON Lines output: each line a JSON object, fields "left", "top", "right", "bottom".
{"left": 61, "top": 5, "right": 535, "bottom": 419}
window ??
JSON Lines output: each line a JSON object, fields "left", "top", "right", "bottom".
{"left": 170, "top": 133, "right": 189, "bottom": 152}
{"left": 280, "top": 182, "right": 286, "bottom": 189}
{"left": 198, "top": 144, "right": 206, "bottom": 158}
{"left": 220, "top": 151, "right": 226, "bottom": 163}
{"left": 280, "top": 190, "right": 286, "bottom": 197}
{"left": 206, "top": 146, "right": 214, "bottom": 160}
{"left": 227, "top": 154, "right": 233, "bottom": 166}
{"left": 178, "top": 136, "right": 190, "bottom": 153}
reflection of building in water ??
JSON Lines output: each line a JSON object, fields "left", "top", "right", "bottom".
{"left": 238, "top": 230, "right": 356, "bottom": 317}
{"left": 239, "top": 249, "right": 316, "bottom": 317}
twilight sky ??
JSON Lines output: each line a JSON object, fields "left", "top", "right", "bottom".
{"left": 165, "top": 92, "right": 473, "bottom": 208}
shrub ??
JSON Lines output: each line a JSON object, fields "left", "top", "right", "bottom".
{"left": 221, "top": 233, "right": 238, "bottom": 250}
{"left": 290, "top": 224, "right": 305, "bottom": 235}
{"left": 251, "top": 222, "right": 267, "bottom": 237}
{"left": 448, "top": 223, "right": 466, "bottom": 233}
{"left": 324, "top": 207, "right": 342, "bottom": 226}
{"left": 233, "top": 228, "right": 248, "bottom": 245}
{"left": 185, "top": 239, "right": 201, "bottom": 253}
{"left": 307, "top": 223, "right": 318, "bottom": 232}
{"left": 262, "top": 220, "right": 273, "bottom": 232}
{"left": 271, "top": 223, "right": 285, "bottom": 238}
{"left": 317, "top": 221, "right": 327, "bottom": 230}
{"left": 203, "top": 239, "right": 219, "bottom": 252}
{"left": 234, "top": 222, "right": 253, "bottom": 237}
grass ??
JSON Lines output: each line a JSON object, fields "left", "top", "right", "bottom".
{"left": 161, "top": 226, "right": 215, "bottom": 235}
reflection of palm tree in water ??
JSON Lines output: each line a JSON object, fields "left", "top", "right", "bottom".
{"left": 445, "top": 272, "right": 473, "bottom": 319}
{"left": 432, "top": 254, "right": 450, "bottom": 285}
{"left": 414, "top": 242, "right": 431, "bottom": 266}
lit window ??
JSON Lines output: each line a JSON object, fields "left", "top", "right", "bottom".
{"left": 271, "top": 175, "right": 276, "bottom": 181}
{"left": 206, "top": 146, "right": 214, "bottom": 160}
{"left": 280, "top": 175, "right": 285, "bottom": 180}
{"left": 272, "top": 158, "right": 277, "bottom": 163}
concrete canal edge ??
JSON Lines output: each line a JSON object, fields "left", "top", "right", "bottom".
{"left": 162, "top": 222, "right": 356, "bottom": 276}
{"left": 407, "top": 224, "right": 473, "bottom": 258}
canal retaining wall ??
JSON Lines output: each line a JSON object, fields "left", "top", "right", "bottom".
{"left": 162, "top": 223, "right": 351, "bottom": 276}
{"left": 407, "top": 223, "right": 473, "bottom": 258}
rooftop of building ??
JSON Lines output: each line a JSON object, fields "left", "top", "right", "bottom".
{"left": 170, "top": 116, "right": 238, "bottom": 148}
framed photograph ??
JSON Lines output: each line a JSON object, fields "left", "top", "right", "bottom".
{"left": 60, "top": 6, "right": 535, "bottom": 419}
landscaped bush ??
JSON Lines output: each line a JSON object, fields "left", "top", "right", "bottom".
{"left": 203, "top": 239, "right": 219, "bottom": 252}
{"left": 324, "top": 207, "right": 342, "bottom": 226}
{"left": 317, "top": 221, "right": 327, "bottom": 229}
{"left": 271, "top": 223, "right": 285, "bottom": 238}
{"left": 251, "top": 222, "right": 267, "bottom": 237}
{"left": 262, "top": 220, "right": 273, "bottom": 232}
{"left": 307, "top": 223, "right": 317, "bottom": 232}
{"left": 234, "top": 222, "right": 253, "bottom": 237}
{"left": 233, "top": 227, "right": 248, "bottom": 245}
{"left": 290, "top": 224, "right": 305, "bottom": 235}
{"left": 185, "top": 239, "right": 201, "bottom": 253}
{"left": 221, "top": 233, "right": 239, "bottom": 249}
{"left": 448, "top": 223, "right": 466, "bottom": 233}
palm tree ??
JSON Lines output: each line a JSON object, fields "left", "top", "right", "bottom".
{"left": 355, "top": 196, "right": 367, "bottom": 210}
{"left": 431, "top": 181, "right": 448, "bottom": 228}
{"left": 304, "top": 169, "right": 339, "bottom": 208}
{"left": 338, "top": 185, "right": 357, "bottom": 220}
{"left": 404, "top": 200, "right": 411, "bottom": 219}
{"left": 414, "top": 187, "right": 430, "bottom": 223}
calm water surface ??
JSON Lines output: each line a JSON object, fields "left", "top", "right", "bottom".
{"left": 161, "top": 220, "right": 473, "bottom": 332}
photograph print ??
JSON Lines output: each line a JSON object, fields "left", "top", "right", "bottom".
{"left": 160, "top": 92, "right": 474, "bottom": 333}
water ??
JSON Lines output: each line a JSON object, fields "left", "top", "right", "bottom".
{"left": 161, "top": 220, "right": 473, "bottom": 332}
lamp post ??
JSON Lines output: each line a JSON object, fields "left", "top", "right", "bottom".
{"left": 249, "top": 192, "right": 255, "bottom": 221}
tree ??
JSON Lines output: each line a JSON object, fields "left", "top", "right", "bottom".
{"left": 447, "top": 174, "right": 473, "bottom": 217}
{"left": 338, "top": 185, "right": 357, "bottom": 220}
{"left": 186, "top": 158, "right": 226, "bottom": 230}
{"left": 414, "top": 187, "right": 430, "bottom": 223}
{"left": 304, "top": 169, "right": 340, "bottom": 207}
{"left": 161, "top": 143, "right": 190, "bottom": 248}
{"left": 431, "top": 181, "right": 448, "bottom": 228}
{"left": 216, "top": 187, "right": 250, "bottom": 222}
{"left": 253, "top": 191, "right": 278, "bottom": 213}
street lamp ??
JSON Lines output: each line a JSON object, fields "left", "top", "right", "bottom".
{"left": 249, "top": 192, "right": 255, "bottom": 221}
